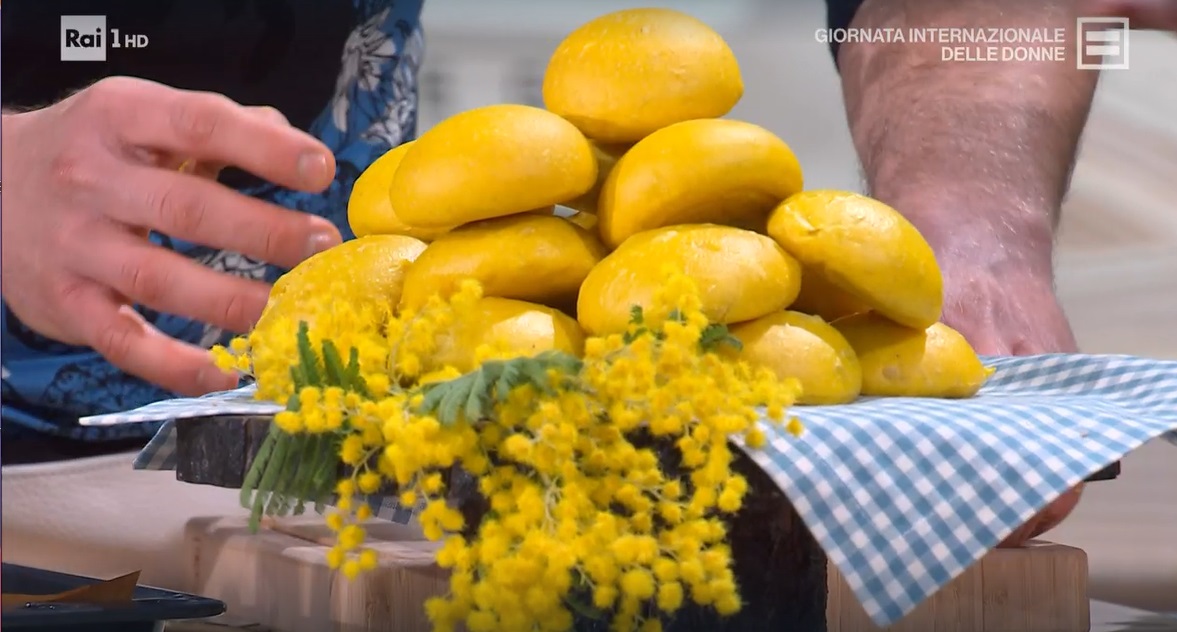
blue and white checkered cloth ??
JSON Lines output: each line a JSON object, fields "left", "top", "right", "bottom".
{"left": 81, "top": 353, "right": 1177, "bottom": 627}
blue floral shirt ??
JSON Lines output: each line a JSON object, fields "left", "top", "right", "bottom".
{"left": 1, "top": 0, "right": 425, "bottom": 442}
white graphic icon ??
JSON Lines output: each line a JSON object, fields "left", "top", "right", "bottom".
{"left": 1076, "top": 17, "right": 1129, "bottom": 70}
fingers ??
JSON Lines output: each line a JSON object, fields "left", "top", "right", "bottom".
{"left": 1080, "top": 0, "right": 1177, "bottom": 30}
{"left": 958, "top": 328, "right": 1012, "bottom": 356}
{"left": 70, "top": 228, "right": 272, "bottom": 334}
{"left": 103, "top": 163, "right": 341, "bottom": 269}
{"left": 176, "top": 156, "right": 225, "bottom": 182}
{"left": 1031, "top": 484, "right": 1084, "bottom": 535}
{"left": 247, "top": 105, "right": 290, "bottom": 126}
{"left": 171, "top": 107, "right": 292, "bottom": 180}
{"left": 97, "top": 79, "right": 334, "bottom": 192}
{"left": 996, "top": 523, "right": 1035, "bottom": 548}
{"left": 997, "top": 484, "right": 1084, "bottom": 547}
{"left": 941, "top": 309, "right": 1012, "bottom": 356}
{"left": 66, "top": 284, "right": 239, "bottom": 396}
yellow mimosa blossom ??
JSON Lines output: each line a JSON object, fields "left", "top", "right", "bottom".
{"left": 209, "top": 269, "right": 801, "bottom": 632}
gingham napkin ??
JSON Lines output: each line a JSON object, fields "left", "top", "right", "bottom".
{"left": 81, "top": 353, "right": 1177, "bottom": 627}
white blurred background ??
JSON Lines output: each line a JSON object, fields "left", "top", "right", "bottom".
{"left": 417, "top": 1, "right": 1177, "bottom": 612}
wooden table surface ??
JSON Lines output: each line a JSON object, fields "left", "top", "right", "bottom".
{"left": 163, "top": 601, "right": 1177, "bottom": 632}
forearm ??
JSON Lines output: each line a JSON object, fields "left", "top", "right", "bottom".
{"left": 838, "top": 0, "right": 1098, "bottom": 275}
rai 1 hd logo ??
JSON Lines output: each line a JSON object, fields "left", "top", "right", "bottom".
{"left": 1076, "top": 17, "right": 1129, "bottom": 70}
{"left": 61, "top": 15, "right": 150, "bottom": 62}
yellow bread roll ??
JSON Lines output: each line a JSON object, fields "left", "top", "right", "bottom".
{"left": 767, "top": 190, "right": 942, "bottom": 329}
{"left": 259, "top": 235, "right": 426, "bottom": 327}
{"left": 399, "top": 214, "right": 607, "bottom": 312}
{"left": 543, "top": 8, "right": 743, "bottom": 143}
{"left": 563, "top": 141, "right": 630, "bottom": 216}
{"left": 790, "top": 268, "right": 872, "bottom": 322}
{"left": 347, "top": 141, "right": 453, "bottom": 241}
{"left": 249, "top": 236, "right": 426, "bottom": 403}
{"left": 577, "top": 224, "right": 801, "bottom": 335}
{"left": 832, "top": 312, "right": 993, "bottom": 398}
{"left": 390, "top": 104, "right": 597, "bottom": 228}
{"left": 429, "top": 297, "right": 586, "bottom": 374}
{"left": 598, "top": 119, "right": 803, "bottom": 248}
{"left": 727, "top": 311, "right": 862, "bottom": 405}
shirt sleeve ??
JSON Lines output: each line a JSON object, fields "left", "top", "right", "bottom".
{"left": 824, "top": 0, "right": 868, "bottom": 68}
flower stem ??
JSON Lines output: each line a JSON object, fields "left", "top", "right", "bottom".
{"left": 255, "top": 431, "right": 293, "bottom": 525}
{"left": 240, "top": 423, "right": 280, "bottom": 526}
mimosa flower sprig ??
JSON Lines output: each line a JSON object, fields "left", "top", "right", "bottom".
{"left": 211, "top": 272, "right": 803, "bottom": 632}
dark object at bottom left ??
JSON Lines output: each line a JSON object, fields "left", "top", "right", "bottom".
{"left": 1, "top": 564, "right": 226, "bottom": 632}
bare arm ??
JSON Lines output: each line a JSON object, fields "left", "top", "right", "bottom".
{"left": 836, "top": 0, "right": 1101, "bottom": 546}
{"left": 838, "top": 0, "right": 1099, "bottom": 279}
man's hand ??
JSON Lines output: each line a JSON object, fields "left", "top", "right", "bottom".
{"left": 0, "top": 77, "right": 342, "bottom": 396}
{"left": 942, "top": 269, "right": 1077, "bottom": 356}
{"left": 979, "top": 0, "right": 1172, "bottom": 541}
{"left": 926, "top": 241, "right": 1085, "bottom": 547}
{"left": 928, "top": 222, "right": 1080, "bottom": 357}
{"left": 837, "top": 0, "right": 1099, "bottom": 547}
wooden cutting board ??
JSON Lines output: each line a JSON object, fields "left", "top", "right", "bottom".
{"left": 827, "top": 541, "right": 1089, "bottom": 632}
{"left": 183, "top": 516, "right": 446, "bottom": 632}
{"left": 181, "top": 517, "right": 1089, "bottom": 632}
